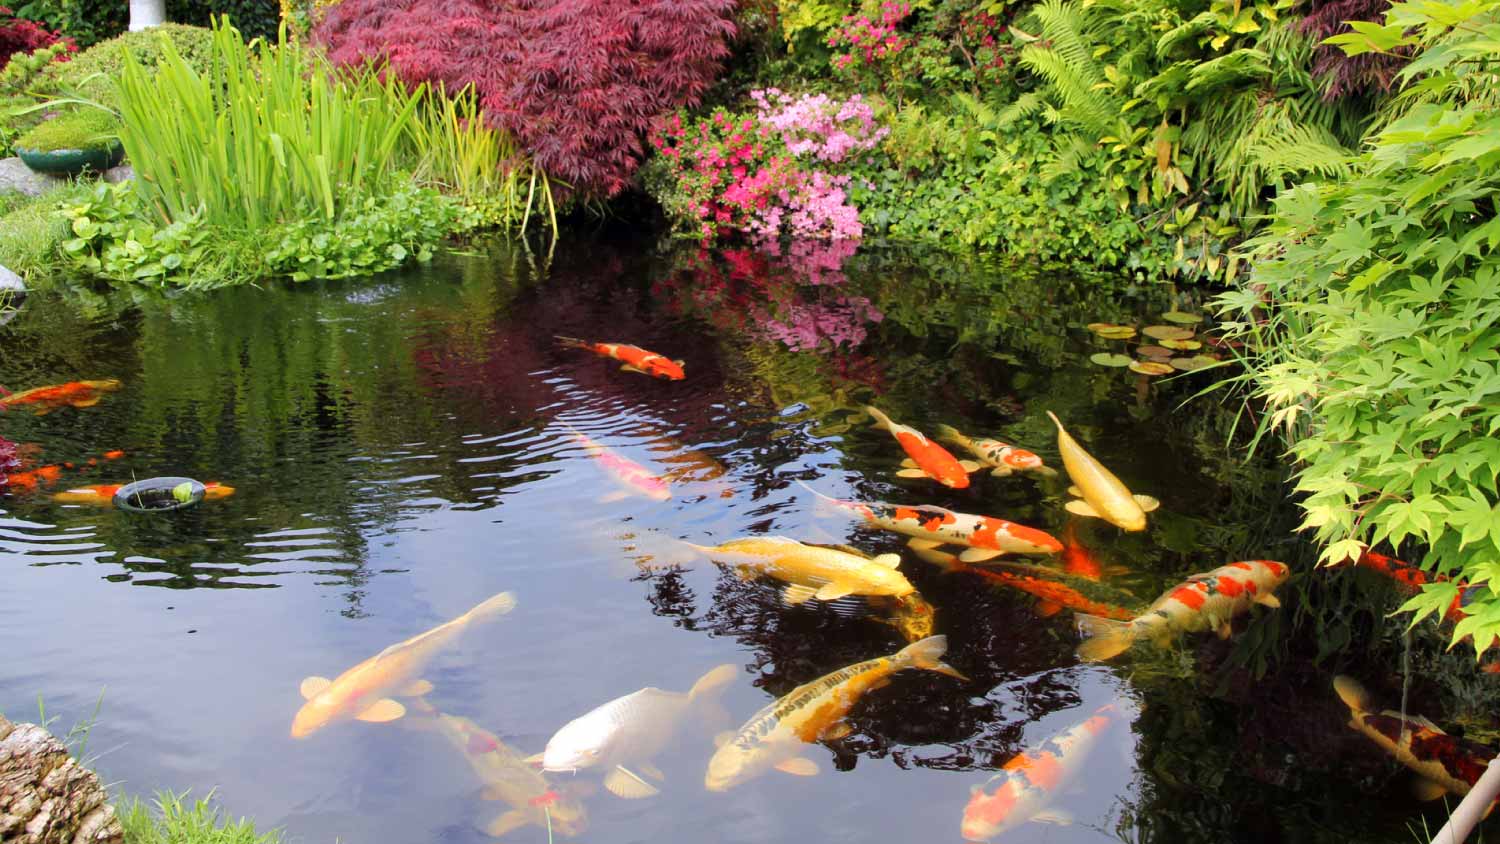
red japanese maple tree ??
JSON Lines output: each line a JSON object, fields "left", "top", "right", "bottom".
{"left": 316, "top": 0, "right": 736, "bottom": 199}
{"left": 1, "top": 6, "right": 73, "bottom": 69}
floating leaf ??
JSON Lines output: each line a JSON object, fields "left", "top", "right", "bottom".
{"left": 1136, "top": 345, "right": 1174, "bottom": 360}
{"left": 1160, "top": 339, "right": 1202, "bottom": 350}
{"left": 1087, "top": 322, "right": 1137, "bottom": 340}
{"left": 1143, "top": 325, "right": 1194, "bottom": 341}
{"left": 1090, "top": 352, "right": 1134, "bottom": 367}
{"left": 1129, "top": 360, "right": 1174, "bottom": 376}
{"left": 1171, "top": 355, "right": 1219, "bottom": 371}
{"left": 1162, "top": 311, "right": 1203, "bottom": 324}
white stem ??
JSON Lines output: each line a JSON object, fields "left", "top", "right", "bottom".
{"left": 1431, "top": 757, "right": 1500, "bottom": 844}
{"left": 128, "top": 0, "right": 165, "bottom": 31}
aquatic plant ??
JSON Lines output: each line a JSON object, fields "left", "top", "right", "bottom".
{"left": 314, "top": 0, "right": 736, "bottom": 199}
{"left": 1216, "top": 0, "right": 1500, "bottom": 654}
{"left": 119, "top": 791, "right": 283, "bottom": 844}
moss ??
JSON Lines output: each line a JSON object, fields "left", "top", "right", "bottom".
{"left": 14, "top": 108, "right": 119, "bottom": 152}
{"left": 40, "top": 24, "right": 215, "bottom": 106}
{"left": 0, "top": 184, "right": 90, "bottom": 285}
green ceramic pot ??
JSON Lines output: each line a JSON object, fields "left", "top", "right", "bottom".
{"left": 16, "top": 142, "right": 125, "bottom": 177}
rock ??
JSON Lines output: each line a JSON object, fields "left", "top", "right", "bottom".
{"left": 0, "top": 715, "right": 123, "bottom": 844}
{"left": 0, "top": 264, "right": 23, "bottom": 294}
{"left": 102, "top": 165, "right": 133, "bottom": 185}
{"left": 0, "top": 157, "right": 68, "bottom": 198}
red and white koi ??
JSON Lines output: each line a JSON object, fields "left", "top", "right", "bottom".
{"left": 865, "top": 406, "right": 976, "bottom": 489}
{"left": 565, "top": 426, "right": 672, "bottom": 502}
{"left": 801, "top": 483, "right": 1061, "bottom": 563}
{"left": 1075, "top": 560, "right": 1290, "bottom": 661}
{"left": 936, "top": 424, "right": 1054, "bottom": 478}
{"left": 1335, "top": 675, "right": 1499, "bottom": 817}
{"left": 961, "top": 703, "right": 1124, "bottom": 840}
{"left": 556, "top": 336, "right": 685, "bottom": 381}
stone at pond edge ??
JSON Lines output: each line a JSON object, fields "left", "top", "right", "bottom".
{"left": 0, "top": 715, "right": 123, "bottom": 844}
{"left": 0, "top": 157, "right": 68, "bottom": 198}
{"left": 0, "top": 264, "right": 23, "bottom": 294}
{"left": 102, "top": 165, "right": 134, "bottom": 185}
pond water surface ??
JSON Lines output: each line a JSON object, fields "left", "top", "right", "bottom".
{"left": 0, "top": 235, "right": 1449, "bottom": 843}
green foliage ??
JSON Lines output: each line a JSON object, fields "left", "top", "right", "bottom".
{"left": 13, "top": 105, "right": 116, "bottom": 151}
{"left": 1, "top": 41, "right": 71, "bottom": 94}
{"left": 0, "top": 183, "right": 90, "bottom": 283}
{"left": 1215, "top": 0, "right": 1500, "bottom": 655}
{"left": 118, "top": 791, "right": 283, "bottom": 844}
{"left": 39, "top": 23, "right": 214, "bottom": 106}
{"left": 113, "top": 20, "right": 419, "bottom": 231}
{"left": 264, "top": 185, "right": 463, "bottom": 281}
{"left": 39, "top": 0, "right": 273, "bottom": 47}
{"left": 60, "top": 182, "right": 215, "bottom": 285}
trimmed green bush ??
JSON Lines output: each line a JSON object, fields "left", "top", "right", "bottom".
{"left": 39, "top": 23, "right": 214, "bottom": 105}
{"left": 14, "top": 106, "right": 116, "bottom": 151}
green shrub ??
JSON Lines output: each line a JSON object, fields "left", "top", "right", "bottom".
{"left": 39, "top": 23, "right": 214, "bottom": 105}
{"left": 14, "top": 106, "right": 117, "bottom": 151}
{"left": 47, "top": 0, "right": 274, "bottom": 47}
{"left": 60, "top": 181, "right": 216, "bottom": 285}
{"left": 1216, "top": 0, "right": 1500, "bottom": 654}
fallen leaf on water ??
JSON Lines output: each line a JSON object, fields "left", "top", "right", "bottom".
{"left": 1142, "top": 325, "right": 1194, "bottom": 341}
{"left": 1129, "top": 360, "right": 1175, "bottom": 376}
{"left": 1162, "top": 311, "right": 1203, "bottom": 325}
{"left": 1160, "top": 339, "right": 1202, "bottom": 350}
{"left": 1090, "top": 352, "right": 1134, "bottom": 367}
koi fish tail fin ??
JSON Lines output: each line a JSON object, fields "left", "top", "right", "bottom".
{"left": 795, "top": 480, "right": 849, "bottom": 518}
{"left": 465, "top": 590, "right": 518, "bottom": 624}
{"left": 934, "top": 424, "right": 968, "bottom": 448}
{"left": 688, "top": 663, "right": 738, "bottom": 703}
{"left": 554, "top": 335, "right": 592, "bottom": 351}
{"left": 895, "top": 635, "right": 969, "bottom": 681}
{"left": 864, "top": 405, "right": 894, "bottom": 432}
{"left": 1333, "top": 675, "right": 1371, "bottom": 714}
{"left": 1074, "top": 613, "right": 1135, "bottom": 662}
{"left": 1045, "top": 411, "right": 1065, "bottom": 432}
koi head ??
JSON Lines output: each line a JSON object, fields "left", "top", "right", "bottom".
{"left": 703, "top": 740, "right": 757, "bottom": 793}
{"left": 203, "top": 482, "right": 236, "bottom": 500}
{"left": 541, "top": 714, "right": 611, "bottom": 773}
{"left": 643, "top": 358, "right": 686, "bottom": 381}
{"left": 1008, "top": 523, "right": 1064, "bottom": 555}
{"left": 290, "top": 696, "right": 341, "bottom": 739}
{"left": 1003, "top": 448, "right": 1045, "bottom": 471}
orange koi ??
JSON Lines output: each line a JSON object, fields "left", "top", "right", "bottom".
{"left": 1075, "top": 560, "right": 1290, "bottom": 661}
{"left": 961, "top": 703, "right": 1124, "bottom": 840}
{"left": 556, "top": 336, "right": 685, "bottom": 381}
{"left": 1335, "top": 675, "right": 1499, "bottom": 817}
{"left": 0, "top": 379, "right": 122, "bottom": 414}
{"left": 1329, "top": 547, "right": 1470, "bottom": 622}
{"left": 565, "top": 426, "right": 672, "bottom": 502}
{"left": 802, "top": 483, "right": 1061, "bottom": 562}
{"left": 52, "top": 480, "right": 234, "bottom": 505}
{"left": 936, "top": 424, "right": 1054, "bottom": 478}
{"left": 908, "top": 545, "right": 1133, "bottom": 620}
{"left": 865, "top": 406, "right": 975, "bottom": 489}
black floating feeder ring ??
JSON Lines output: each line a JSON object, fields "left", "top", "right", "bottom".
{"left": 113, "top": 477, "right": 206, "bottom": 513}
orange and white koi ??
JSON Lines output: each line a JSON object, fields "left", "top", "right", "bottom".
{"left": 0, "top": 379, "right": 122, "bottom": 414}
{"left": 556, "top": 336, "right": 685, "bottom": 381}
{"left": 705, "top": 636, "right": 967, "bottom": 791}
{"left": 52, "top": 481, "right": 234, "bottom": 505}
{"left": 961, "top": 703, "right": 1123, "bottom": 840}
{"left": 866, "top": 406, "right": 976, "bottom": 489}
{"left": 565, "top": 427, "right": 672, "bottom": 502}
{"left": 1047, "top": 412, "right": 1157, "bottom": 532}
{"left": 682, "top": 535, "right": 916, "bottom": 604}
{"left": 911, "top": 545, "right": 1136, "bottom": 621}
{"left": 801, "top": 483, "right": 1061, "bottom": 563}
{"left": 1074, "top": 560, "right": 1290, "bottom": 661}
{"left": 936, "top": 424, "right": 1054, "bottom": 478}
{"left": 291, "top": 590, "right": 516, "bottom": 738}
{"left": 1334, "top": 675, "right": 1499, "bottom": 816}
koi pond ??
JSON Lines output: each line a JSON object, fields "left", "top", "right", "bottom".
{"left": 0, "top": 235, "right": 1477, "bottom": 843}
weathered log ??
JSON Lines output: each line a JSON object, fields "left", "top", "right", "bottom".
{"left": 0, "top": 715, "right": 122, "bottom": 844}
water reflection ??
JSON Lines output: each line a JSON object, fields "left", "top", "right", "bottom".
{"left": 0, "top": 234, "right": 1447, "bottom": 843}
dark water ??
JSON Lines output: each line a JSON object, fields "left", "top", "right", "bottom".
{"left": 0, "top": 235, "right": 1457, "bottom": 843}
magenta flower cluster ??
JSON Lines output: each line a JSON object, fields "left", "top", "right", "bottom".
{"left": 750, "top": 88, "right": 888, "bottom": 164}
{"left": 827, "top": 2, "right": 911, "bottom": 71}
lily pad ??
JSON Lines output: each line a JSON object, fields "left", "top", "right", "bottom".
{"left": 1160, "top": 338, "right": 1202, "bottom": 351}
{"left": 1171, "top": 355, "right": 1220, "bottom": 371}
{"left": 1162, "top": 311, "right": 1203, "bottom": 325}
{"left": 1090, "top": 352, "right": 1134, "bottom": 367}
{"left": 1142, "top": 325, "right": 1195, "bottom": 341}
{"left": 1136, "top": 345, "right": 1174, "bottom": 360}
{"left": 1087, "top": 322, "right": 1137, "bottom": 340}
{"left": 1128, "top": 360, "right": 1174, "bottom": 376}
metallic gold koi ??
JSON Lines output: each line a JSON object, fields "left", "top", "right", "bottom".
{"left": 409, "top": 699, "right": 588, "bottom": 839}
{"left": 0, "top": 379, "right": 122, "bottom": 414}
{"left": 936, "top": 424, "right": 1055, "bottom": 478}
{"left": 1074, "top": 560, "right": 1289, "bottom": 661}
{"left": 290, "top": 590, "right": 516, "bottom": 738}
{"left": 801, "top": 483, "right": 1061, "bottom": 564}
{"left": 683, "top": 535, "right": 916, "bottom": 604}
{"left": 866, "top": 406, "right": 976, "bottom": 489}
{"left": 1334, "top": 675, "right": 1498, "bottom": 817}
{"left": 1047, "top": 411, "right": 1157, "bottom": 532}
{"left": 961, "top": 703, "right": 1122, "bottom": 840}
{"left": 556, "top": 336, "right": 685, "bottom": 381}
{"left": 565, "top": 426, "right": 672, "bottom": 502}
{"left": 705, "top": 635, "right": 967, "bottom": 791}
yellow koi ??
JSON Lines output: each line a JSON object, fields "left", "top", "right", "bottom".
{"left": 705, "top": 636, "right": 967, "bottom": 791}
{"left": 1046, "top": 412, "right": 1157, "bottom": 532}
{"left": 684, "top": 536, "right": 915, "bottom": 604}
{"left": 291, "top": 590, "right": 516, "bottom": 738}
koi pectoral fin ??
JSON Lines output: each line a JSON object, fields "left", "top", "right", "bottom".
{"left": 355, "top": 698, "right": 407, "bottom": 723}
{"left": 638, "top": 761, "right": 665, "bottom": 781}
{"left": 1412, "top": 777, "right": 1449, "bottom": 802}
{"left": 1254, "top": 593, "right": 1282, "bottom": 608}
{"left": 1033, "top": 466, "right": 1059, "bottom": 478}
{"left": 400, "top": 679, "right": 434, "bottom": 697}
{"left": 1065, "top": 500, "right": 1102, "bottom": 519}
{"left": 299, "top": 676, "right": 332, "bottom": 700}
{"left": 907, "top": 539, "right": 943, "bottom": 551}
{"left": 814, "top": 582, "right": 857, "bottom": 601}
{"left": 900, "top": 458, "right": 918, "bottom": 469}
{"left": 990, "top": 466, "right": 1014, "bottom": 477}
{"left": 871, "top": 553, "right": 901, "bottom": 569}
{"left": 1134, "top": 494, "right": 1160, "bottom": 512}
{"left": 621, "top": 364, "right": 646, "bottom": 374}
{"left": 604, "top": 766, "right": 660, "bottom": 799}
{"left": 959, "top": 460, "right": 983, "bottom": 473}
{"left": 959, "top": 547, "right": 1004, "bottom": 564}
{"left": 773, "top": 757, "right": 819, "bottom": 777}
{"left": 783, "top": 585, "right": 818, "bottom": 605}
{"left": 896, "top": 469, "right": 930, "bottom": 479}
{"left": 1067, "top": 485, "right": 1083, "bottom": 497}
{"left": 1033, "top": 809, "right": 1075, "bottom": 826}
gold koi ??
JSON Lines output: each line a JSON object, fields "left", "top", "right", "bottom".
{"left": 683, "top": 535, "right": 915, "bottom": 604}
{"left": 1047, "top": 411, "right": 1158, "bottom": 532}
